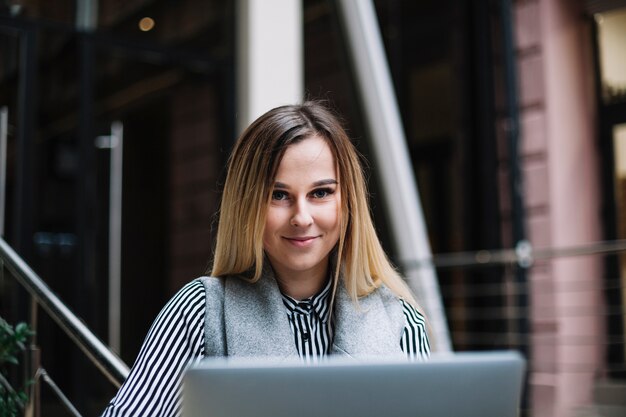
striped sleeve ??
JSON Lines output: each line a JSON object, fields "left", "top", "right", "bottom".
{"left": 399, "top": 299, "right": 431, "bottom": 360}
{"left": 102, "top": 279, "right": 206, "bottom": 417}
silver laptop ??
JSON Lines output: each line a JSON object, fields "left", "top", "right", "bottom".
{"left": 184, "top": 351, "right": 525, "bottom": 417}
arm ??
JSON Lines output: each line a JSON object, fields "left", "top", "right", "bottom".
{"left": 102, "top": 280, "right": 206, "bottom": 417}
{"left": 399, "top": 299, "right": 431, "bottom": 360}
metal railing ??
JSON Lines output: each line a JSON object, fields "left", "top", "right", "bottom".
{"left": 405, "top": 239, "right": 626, "bottom": 417}
{"left": 0, "top": 237, "right": 129, "bottom": 415}
{"left": 403, "top": 239, "right": 626, "bottom": 270}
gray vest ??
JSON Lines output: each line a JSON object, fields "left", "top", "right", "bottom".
{"left": 198, "top": 271, "right": 406, "bottom": 359}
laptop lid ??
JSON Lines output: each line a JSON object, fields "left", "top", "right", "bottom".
{"left": 184, "top": 351, "right": 526, "bottom": 417}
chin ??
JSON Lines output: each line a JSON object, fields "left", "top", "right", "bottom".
{"left": 281, "top": 257, "right": 324, "bottom": 273}
{"left": 284, "top": 262, "right": 319, "bottom": 272}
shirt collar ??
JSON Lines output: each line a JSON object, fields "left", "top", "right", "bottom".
{"left": 280, "top": 278, "right": 332, "bottom": 320}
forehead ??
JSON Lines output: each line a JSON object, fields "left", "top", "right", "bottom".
{"left": 276, "top": 136, "right": 337, "bottom": 174}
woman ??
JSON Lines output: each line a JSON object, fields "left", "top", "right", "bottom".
{"left": 102, "top": 102, "right": 430, "bottom": 417}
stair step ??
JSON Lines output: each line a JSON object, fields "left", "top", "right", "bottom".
{"left": 594, "top": 380, "right": 626, "bottom": 406}
{"left": 575, "top": 404, "right": 626, "bottom": 417}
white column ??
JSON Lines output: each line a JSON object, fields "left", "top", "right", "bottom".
{"left": 236, "top": 0, "right": 303, "bottom": 133}
{"left": 76, "top": 0, "right": 98, "bottom": 30}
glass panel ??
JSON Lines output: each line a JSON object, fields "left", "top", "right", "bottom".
{"left": 7, "top": 0, "right": 75, "bottom": 24}
{"left": 0, "top": 1, "right": 235, "bottom": 412}
{"left": 613, "top": 123, "right": 626, "bottom": 359}
{"left": 0, "top": 26, "right": 21, "bottom": 339}
{"left": 0, "top": 29, "right": 19, "bottom": 240}
{"left": 303, "top": 0, "right": 507, "bottom": 352}
{"left": 596, "top": 7, "right": 626, "bottom": 104}
{"left": 98, "top": 0, "right": 228, "bottom": 51}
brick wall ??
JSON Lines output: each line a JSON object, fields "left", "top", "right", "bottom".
{"left": 497, "top": 1, "right": 604, "bottom": 416}
{"left": 168, "top": 82, "right": 223, "bottom": 294}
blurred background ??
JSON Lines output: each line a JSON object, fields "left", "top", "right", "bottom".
{"left": 1, "top": 0, "right": 626, "bottom": 416}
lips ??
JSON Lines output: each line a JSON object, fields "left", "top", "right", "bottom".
{"left": 284, "top": 236, "right": 319, "bottom": 247}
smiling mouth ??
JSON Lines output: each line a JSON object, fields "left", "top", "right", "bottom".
{"left": 284, "top": 236, "right": 319, "bottom": 247}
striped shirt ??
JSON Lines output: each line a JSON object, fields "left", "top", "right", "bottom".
{"left": 281, "top": 279, "right": 334, "bottom": 362}
{"left": 102, "top": 279, "right": 430, "bottom": 417}
{"left": 281, "top": 279, "right": 430, "bottom": 362}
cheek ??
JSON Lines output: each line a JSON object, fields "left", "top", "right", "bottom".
{"left": 263, "top": 209, "right": 282, "bottom": 239}
{"left": 262, "top": 225, "right": 274, "bottom": 254}
{"left": 319, "top": 202, "right": 341, "bottom": 231}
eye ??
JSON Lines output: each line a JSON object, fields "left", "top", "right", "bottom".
{"left": 311, "top": 188, "right": 334, "bottom": 199}
{"left": 272, "top": 190, "right": 289, "bottom": 201}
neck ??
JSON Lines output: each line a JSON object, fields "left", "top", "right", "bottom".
{"left": 272, "top": 264, "right": 329, "bottom": 301}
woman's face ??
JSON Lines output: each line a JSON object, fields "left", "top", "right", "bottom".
{"left": 263, "top": 135, "right": 341, "bottom": 284}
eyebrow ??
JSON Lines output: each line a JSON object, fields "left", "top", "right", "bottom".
{"left": 274, "top": 179, "right": 338, "bottom": 189}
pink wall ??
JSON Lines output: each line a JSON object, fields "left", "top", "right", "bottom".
{"left": 514, "top": 0, "right": 605, "bottom": 416}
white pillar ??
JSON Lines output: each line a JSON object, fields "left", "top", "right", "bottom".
{"left": 76, "top": 0, "right": 98, "bottom": 30}
{"left": 236, "top": 0, "right": 303, "bottom": 133}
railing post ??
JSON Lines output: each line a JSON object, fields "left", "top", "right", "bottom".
{"left": 25, "top": 298, "right": 40, "bottom": 417}
{"left": 0, "top": 238, "right": 130, "bottom": 387}
{"left": 0, "top": 106, "right": 7, "bottom": 238}
{"left": 95, "top": 122, "right": 124, "bottom": 353}
{"left": 24, "top": 347, "right": 41, "bottom": 417}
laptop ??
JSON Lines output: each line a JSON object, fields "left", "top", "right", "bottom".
{"left": 184, "top": 351, "right": 526, "bottom": 417}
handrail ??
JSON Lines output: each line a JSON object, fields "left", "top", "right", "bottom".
{"left": 35, "top": 368, "right": 82, "bottom": 417}
{"left": 0, "top": 237, "right": 129, "bottom": 387}
{"left": 0, "top": 106, "right": 7, "bottom": 237}
{"left": 403, "top": 239, "right": 626, "bottom": 270}
{"left": 0, "top": 372, "right": 24, "bottom": 409}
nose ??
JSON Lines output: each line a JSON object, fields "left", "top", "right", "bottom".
{"left": 290, "top": 198, "right": 313, "bottom": 227}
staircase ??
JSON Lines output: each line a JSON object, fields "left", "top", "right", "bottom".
{"left": 0, "top": 237, "right": 129, "bottom": 416}
{"left": 575, "top": 380, "right": 626, "bottom": 417}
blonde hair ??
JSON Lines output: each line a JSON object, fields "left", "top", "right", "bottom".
{"left": 211, "top": 102, "right": 419, "bottom": 307}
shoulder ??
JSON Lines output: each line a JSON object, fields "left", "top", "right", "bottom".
{"left": 369, "top": 285, "right": 427, "bottom": 327}
{"left": 197, "top": 275, "right": 225, "bottom": 288}
{"left": 196, "top": 276, "right": 228, "bottom": 302}
{"left": 371, "top": 284, "right": 400, "bottom": 307}
{"left": 398, "top": 299, "right": 427, "bottom": 328}
{"left": 153, "top": 279, "right": 206, "bottom": 326}
{"left": 398, "top": 298, "right": 431, "bottom": 358}
{"left": 168, "top": 279, "right": 206, "bottom": 307}
{"left": 360, "top": 285, "right": 406, "bottom": 335}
